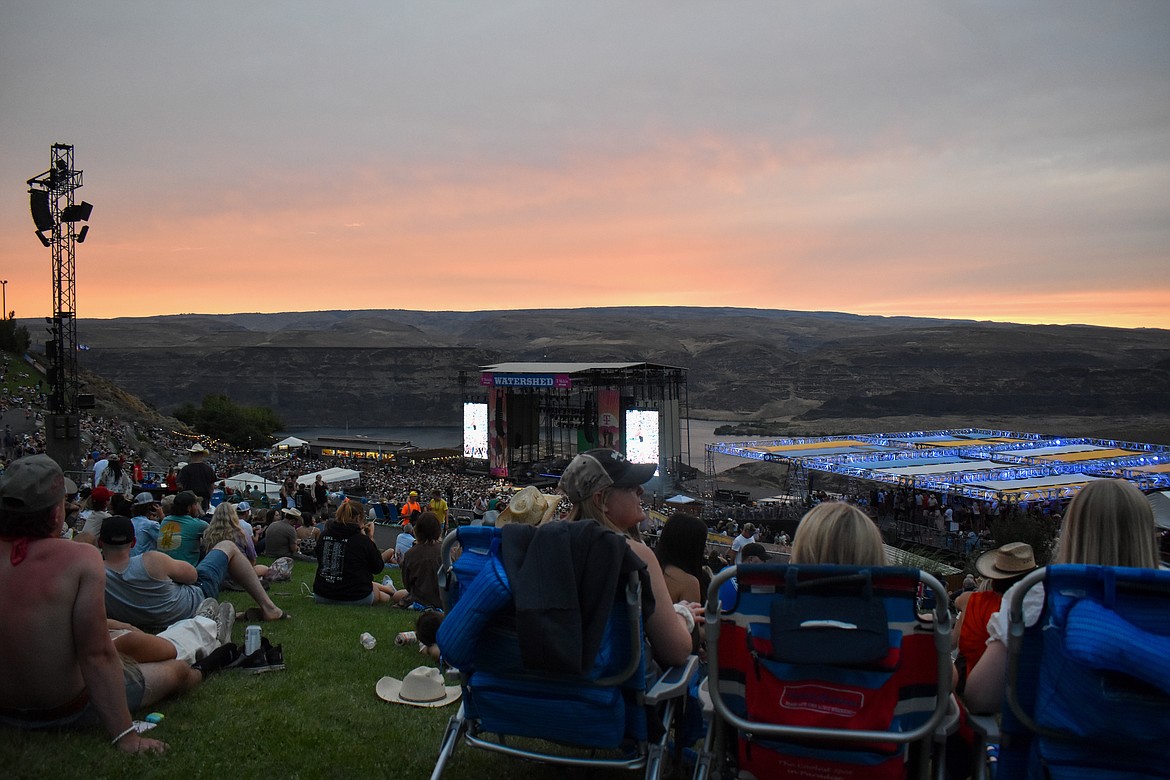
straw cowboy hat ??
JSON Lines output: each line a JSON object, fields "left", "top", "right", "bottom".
{"left": 375, "top": 667, "right": 461, "bottom": 708}
{"left": 496, "top": 486, "right": 561, "bottom": 526}
{"left": 975, "top": 541, "right": 1037, "bottom": 580}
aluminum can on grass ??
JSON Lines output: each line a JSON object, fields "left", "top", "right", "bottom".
{"left": 245, "top": 625, "right": 261, "bottom": 656}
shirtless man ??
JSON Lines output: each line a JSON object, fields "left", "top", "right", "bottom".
{"left": 0, "top": 455, "right": 185, "bottom": 753}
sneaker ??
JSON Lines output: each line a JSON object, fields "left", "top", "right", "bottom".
{"left": 195, "top": 597, "right": 220, "bottom": 621}
{"left": 215, "top": 602, "right": 236, "bottom": 645}
{"left": 236, "top": 637, "right": 285, "bottom": 674}
{"left": 193, "top": 642, "right": 239, "bottom": 678}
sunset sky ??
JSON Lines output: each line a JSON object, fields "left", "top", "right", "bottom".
{"left": 2, "top": 2, "right": 1168, "bottom": 328}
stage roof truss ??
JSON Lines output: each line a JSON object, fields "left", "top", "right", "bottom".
{"left": 708, "top": 428, "right": 1170, "bottom": 502}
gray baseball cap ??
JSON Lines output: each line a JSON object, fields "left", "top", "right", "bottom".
{"left": 0, "top": 455, "right": 78, "bottom": 512}
{"left": 558, "top": 449, "right": 655, "bottom": 504}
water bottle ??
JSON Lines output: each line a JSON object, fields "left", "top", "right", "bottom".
{"left": 245, "top": 625, "right": 262, "bottom": 656}
{"left": 360, "top": 632, "right": 377, "bottom": 650}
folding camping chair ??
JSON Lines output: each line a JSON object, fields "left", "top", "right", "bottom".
{"left": 696, "top": 563, "right": 954, "bottom": 780}
{"left": 996, "top": 564, "right": 1170, "bottom": 780}
{"left": 429, "top": 525, "right": 698, "bottom": 780}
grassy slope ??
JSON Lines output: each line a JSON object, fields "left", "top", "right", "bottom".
{"left": 1, "top": 560, "right": 628, "bottom": 780}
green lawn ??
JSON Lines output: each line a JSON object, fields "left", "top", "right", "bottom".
{"left": 1, "top": 560, "right": 633, "bottom": 780}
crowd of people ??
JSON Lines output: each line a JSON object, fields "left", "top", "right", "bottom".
{"left": 2, "top": 401, "right": 1167, "bottom": 774}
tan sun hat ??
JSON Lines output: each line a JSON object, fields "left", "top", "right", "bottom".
{"left": 496, "top": 486, "right": 561, "bottom": 526}
{"left": 975, "top": 541, "right": 1037, "bottom": 580}
{"left": 375, "top": 667, "right": 461, "bottom": 708}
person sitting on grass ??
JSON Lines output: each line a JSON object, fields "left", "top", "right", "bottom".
{"left": 313, "top": 500, "right": 408, "bottom": 606}
{"left": 203, "top": 502, "right": 269, "bottom": 580}
{"left": 400, "top": 511, "right": 444, "bottom": 611}
{"left": 100, "top": 516, "right": 288, "bottom": 629}
{"left": 382, "top": 520, "right": 414, "bottom": 567}
{"left": 264, "top": 507, "right": 315, "bottom": 562}
{"left": 0, "top": 455, "right": 220, "bottom": 754}
{"left": 130, "top": 491, "right": 163, "bottom": 556}
{"left": 157, "top": 491, "right": 210, "bottom": 566}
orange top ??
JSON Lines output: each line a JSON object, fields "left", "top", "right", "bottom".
{"left": 959, "top": 590, "right": 1003, "bottom": 669}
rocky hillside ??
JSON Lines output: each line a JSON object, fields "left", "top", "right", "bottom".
{"left": 36, "top": 307, "right": 1170, "bottom": 435}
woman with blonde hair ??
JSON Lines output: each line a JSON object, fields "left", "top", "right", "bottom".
{"left": 203, "top": 502, "right": 268, "bottom": 579}
{"left": 964, "top": 479, "right": 1159, "bottom": 713}
{"left": 790, "top": 502, "right": 886, "bottom": 566}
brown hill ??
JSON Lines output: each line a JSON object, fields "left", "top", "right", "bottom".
{"left": 28, "top": 307, "right": 1169, "bottom": 441}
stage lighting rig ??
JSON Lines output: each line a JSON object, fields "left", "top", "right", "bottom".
{"left": 26, "top": 143, "right": 90, "bottom": 473}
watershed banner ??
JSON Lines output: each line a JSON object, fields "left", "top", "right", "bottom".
{"left": 481, "top": 373, "right": 571, "bottom": 389}
{"left": 488, "top": 388, "right": 508, "bottom": 478}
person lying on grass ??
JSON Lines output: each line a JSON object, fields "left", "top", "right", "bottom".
{"left": 100, "top": 516, "right": 288, "bottom": 629}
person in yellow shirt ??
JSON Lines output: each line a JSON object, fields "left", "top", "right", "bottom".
{"left": 428, "top": 488, "right": 449, "bottom": 529}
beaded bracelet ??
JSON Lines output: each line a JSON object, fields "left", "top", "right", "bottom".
{"left": 111, "top": 724, "right": 137, "bottom": 745}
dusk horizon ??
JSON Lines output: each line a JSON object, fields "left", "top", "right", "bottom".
{"left": 5, "top": 2, "right": 1168, "bottom": 329}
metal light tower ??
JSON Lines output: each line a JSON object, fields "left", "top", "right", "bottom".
{"left": 27, "top": 143, "right": 93, "bottom": 473}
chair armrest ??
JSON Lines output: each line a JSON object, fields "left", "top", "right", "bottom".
{"left": 644, "top": 654, "right": 698, "bottom": 706}
{"left": 966, "top": 712, "right": 1000, "bottom": 743}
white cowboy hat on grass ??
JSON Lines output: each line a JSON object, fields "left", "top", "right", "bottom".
{"left": 375, "top": 667, "right": 461, "bottom": 708}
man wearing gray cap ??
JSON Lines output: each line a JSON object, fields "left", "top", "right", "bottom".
{"left": 130, "top": 491, "right": 162, "bottom": 556}
{"left": 0, "top": 455, "right": 180, "bottom": 753}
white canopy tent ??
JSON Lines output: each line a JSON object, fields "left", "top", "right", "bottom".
{"left": 273, "top": 436, "right": 308, "bottom": 449}
{"left": 296, "top": 467, "right": 361, "bottom": 488}
{"left": 222, "top": 472, "right": 282, "bottom": 498}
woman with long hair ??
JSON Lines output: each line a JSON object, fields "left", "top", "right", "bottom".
{"left": 203, "top": 502, "right": 268, "bottom": 578}
{"left": 964, "top": 479, "right": 1159, "bottom": 713}
{"left": 655, "top": 513, "right": 712, "bottom": 605}
{"left": 312, "top": 500, "right": 406, "bottom": 606}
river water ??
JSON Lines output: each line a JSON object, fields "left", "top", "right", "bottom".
{"left": 280, "top": 420, "right": 760, "bottom": 473}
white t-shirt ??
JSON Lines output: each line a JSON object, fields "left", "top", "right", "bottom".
{"left": 731, "top": 533, "right": 756, "bottom": 563}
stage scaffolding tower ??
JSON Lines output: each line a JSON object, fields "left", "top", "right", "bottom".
{"left": 27, "top": 143, "right": 93, "bottom": 473}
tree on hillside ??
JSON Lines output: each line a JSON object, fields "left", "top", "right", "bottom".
{"left": 174, "top": 393, "right": 283, "bottom": 450}
{"left": 0, "top": 312, "right": 31, "bottom": 354}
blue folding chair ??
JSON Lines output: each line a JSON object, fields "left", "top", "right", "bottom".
{"left": 430, "top": 525, "right": 697, "bottom": 780}
{"left": 998, "top": 564, "right": 1170, "bottom": 779}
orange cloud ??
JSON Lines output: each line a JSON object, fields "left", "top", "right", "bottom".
{"left": 2, "top": 132, "right": 1165, "bottom": 331}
